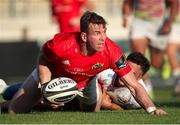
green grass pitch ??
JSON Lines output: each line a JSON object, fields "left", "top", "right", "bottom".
{"left": 0, "top": 87, "right": 180, "bottom": 124}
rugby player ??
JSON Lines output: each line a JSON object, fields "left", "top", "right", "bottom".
{"left": 4, "top": 11, "right": 166, "bottom": 115}
{"left": 99, "top": 52, "right": 151, "bottom": 110}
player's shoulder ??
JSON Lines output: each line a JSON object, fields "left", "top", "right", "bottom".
{"left": 43, "top": 32, "right": 80, "bottom": 56}
{"left": 52, "top": 32, "right": 79, "bottom": 48}
{"left": 105, "top": 37, "right": 120, "bottom": 47}
{"left": 53, "top": 32, "right": 79, "bottom": 43}
{"left": 105, "top": 37, "right": 123, "bottom": 53}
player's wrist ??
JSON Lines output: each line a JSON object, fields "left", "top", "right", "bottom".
{"left": 146, "top": 106, "right": 157, "bottom": 114}
{"left": 38, "top": 81, "right": 49, "bottom": 92}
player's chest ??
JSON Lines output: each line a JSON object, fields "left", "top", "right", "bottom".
{"left": 59, "top": 52, "right": 110, "bottom": 74}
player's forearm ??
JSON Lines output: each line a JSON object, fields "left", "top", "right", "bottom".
{"left": 37, "top": 51, "right": 52, "bottom": 85}
{"left": 38, "top": 65, "right": 51, "bottom": 84}
{"left": 101, "top": 101, "right": 124, "bottom": 110}
{"left": 165, "top": 0, "right": 178, "bottom": 25}
{"left": 132, "top": 85, "right": 155, "bottom": 112}
{"left": 122, "top": 0, "right": 133, "bottom": 17}
{"left": 110, "top": 103, "right": 124, "bottom": 110}
{"left": 122, "top": 72, "right": 156, "bottom": 113}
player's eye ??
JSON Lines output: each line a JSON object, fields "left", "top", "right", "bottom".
{"left": 96, "top": 31, "right": 101, "bottom": 35}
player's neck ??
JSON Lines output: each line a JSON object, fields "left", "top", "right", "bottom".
{"left": 80, "top": 42, "right": 96, "bottom": 56}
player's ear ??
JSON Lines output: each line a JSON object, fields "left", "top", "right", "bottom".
{"left": 81, "top": 32, "right": 87, "bottom": 42}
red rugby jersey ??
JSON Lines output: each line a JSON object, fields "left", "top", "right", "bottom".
{"left": 43, "top": 32, "right": 131, "bottom": 88}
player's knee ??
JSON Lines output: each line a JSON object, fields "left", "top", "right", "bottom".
{"left": 151, "top": 60, "right": 163, "bottom": 69}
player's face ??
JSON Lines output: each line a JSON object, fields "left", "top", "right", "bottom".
{"left": 86, "top": 23, "right": 107, "bottom": 52}
{"left": 128, "top": 61, "right": 143, "bottom": 80}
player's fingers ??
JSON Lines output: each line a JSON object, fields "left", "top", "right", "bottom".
{"left": 152, "top": 109, "right": 168, "bottom": 115}
{"left": 159, "top": 110, "right": 168, "bottom": 115}
{"left": 51, "top": 103, "right": 64, "bottom": 107}
{"left": 51, "top": 103, "right": 64, "bottom": 110}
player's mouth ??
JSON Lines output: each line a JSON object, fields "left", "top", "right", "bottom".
{"left": 98, "top": 43, "right": 105, "bottom": 48}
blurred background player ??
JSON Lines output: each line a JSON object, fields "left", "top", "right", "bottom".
{"left": 122, "top": 0, "right": 178, "bottom": 99}
{"left": 166, "top": 0, "right": 180, "bottom": 95}
{"left": 51, "top": 0, "right": 93, "bottom": 32}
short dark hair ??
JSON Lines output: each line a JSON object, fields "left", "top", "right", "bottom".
{"left": 127, "top": 52, "right": 150, "bottom": 75}
{"left": 80, "top": 11, "right": 107, "bottom": 32}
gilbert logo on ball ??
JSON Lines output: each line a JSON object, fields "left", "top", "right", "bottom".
{"left": 42, "top": 77, "right": 83, "bottom": 104}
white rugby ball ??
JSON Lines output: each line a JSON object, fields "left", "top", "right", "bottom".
{"left": 42, "top": 77, "right": 80, "bottom": 104}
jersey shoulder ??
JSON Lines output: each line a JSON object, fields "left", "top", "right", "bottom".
{"left": 104, "top": 37, "right": 124, "bottom": 60}
{"left": 105, "top": 37, "right": 123, "bottom": 53}
{"left": 43, "top": 32, "right": 80, "bottom": 59}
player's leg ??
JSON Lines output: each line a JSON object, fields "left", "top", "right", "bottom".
{"left": 167, "top": 43, "right": 180, "bottom": 95}
{"left": 0, "top": 79, "right": 23, "bottom": 100}
{"left": 2, "top": 83, "right": 22, "bottom": 100}
{"left": 167, "top": 43, "right": 180, "bottom": 72}
{"left": 8, "top": 69, "right": 41, "bottom": 114}
{"left": 166, "top": 23, "right": 180, "bottom": 95}
{"left": 130, "top": 18, "right": 149, "bottom": 54}
{"left": 150, "top": 46, "right": 165, "bottom": 69}
{"left": 131, "top": 38, "right": 148, "bottom": 54}
{"left": 78, "top": 77, "right": 102, "bottom": 112}
{"left": 131, "top": 27, "right": 160, "bottom": 100}
{"left": 0, "top": 101, "right": 11, "bottom": 112}
{"left": 131, "top": 26, "right": 155, "bottom": 99}
{"left": 0, "top": 79, "right": 22, "bottom": 112}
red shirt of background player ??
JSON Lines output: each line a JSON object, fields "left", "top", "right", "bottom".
{"left": 43, "top": 32, "right": 131, "bottom": 88}
{"left": 51, "top": 0, "right": 88, "bottom": 32}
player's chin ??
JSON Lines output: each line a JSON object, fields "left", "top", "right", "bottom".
{"left": 96, "top": 46, "right": 105, "bottom": 52}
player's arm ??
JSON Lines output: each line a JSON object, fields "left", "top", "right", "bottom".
{"left": 49, "top": 0, "right": 59, "bottom": 24}
{"left": 122, "top": 0, "right": 133, "bottom": 27}
{"left": 158, "top": 0, "right": 178, "bottom": 35}
{"left": 83, "top": 0, "right": 94, "bottom": 12}
{"left": 121, "top": 71, "right": 167, "bottom": 115}
{"left": 37, "top": 49, "right": 52, "bottom": 85}
{"left": 101, "top": 88, "right": 124, "bottom": 110}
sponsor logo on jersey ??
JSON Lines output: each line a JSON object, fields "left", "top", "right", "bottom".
{"left": 115, "top": 56, "right": 127, "bottom": 69}
{"left": 64, "top": 69, "right": 94, "bottom": 77}
{"left": 62, "top": 60, "right": 70, "bottom": 65}
{"left": 92, "top": 63, "right": 104, "bottom": 70}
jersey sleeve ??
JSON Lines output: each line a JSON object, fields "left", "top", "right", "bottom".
{"left": 78, "top": 0, "right": 88, "bottom": 5}
{"left": 106, "top": 38, "right": 131, "bottom": 77}
{"left": 42, "top": 33, "right": 66, "bottom": 62}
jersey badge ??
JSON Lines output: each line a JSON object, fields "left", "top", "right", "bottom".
{"left": 62, "top": 60, "right": 70, "bottom": 65}
{"left": 115, "top": 56, "right": 127, "bottom": 69}
{"left": 92, "top": 63, "right": 104, "bottom": 70}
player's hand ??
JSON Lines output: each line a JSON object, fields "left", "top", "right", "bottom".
{"left": 101, "top": 92, "right": 113, "bottom": 109}
{"left": 50, "top": 103, "right": 65, "bottom": 110}
{"left": 70, "top": 17, "right": 80, "bottom": 27}
{"left": 158, "top": 20, "right": 172, "bottom": 35}
{"left": 40, "top": 99, "right": 64, "bottom": 110}
{"left": 150, "top": 108, "right": 168, "bottom": 115}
